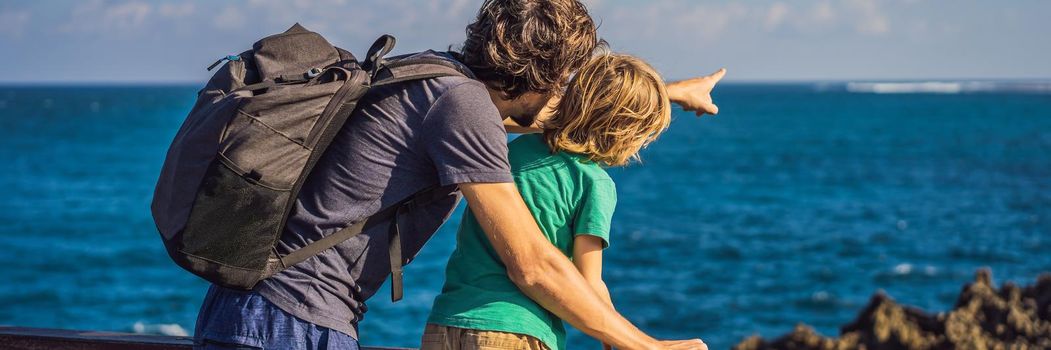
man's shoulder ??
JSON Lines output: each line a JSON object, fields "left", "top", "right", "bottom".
{"left": 420, "top": 76, "right": 498, "bottom": 127}
{"left": 361, "top": 69, "right": 494, "bottom": 130}
{"left": 395, "top": 50, "right": 489, "bottom": 104}
{"left": 428, "top": 76, "right": 489, "bottom": 105}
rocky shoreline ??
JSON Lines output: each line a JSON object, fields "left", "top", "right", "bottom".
{"left": 733, "top": 269, "right": 1051, "bottom": 350}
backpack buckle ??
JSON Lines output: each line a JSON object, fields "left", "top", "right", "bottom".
{"left": 363, "top": 35, "right": 397, "bottom": 79}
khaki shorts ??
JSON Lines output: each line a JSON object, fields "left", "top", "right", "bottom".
{"left": 420, "top": 324, "right": 549, "bottom": 350}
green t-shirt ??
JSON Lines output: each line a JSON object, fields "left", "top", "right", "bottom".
{"left": 427, "top": 134, "right": 617, "bottom": 350}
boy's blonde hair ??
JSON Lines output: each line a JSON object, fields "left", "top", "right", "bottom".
{"left": 543, "top": 54, "right": 672, "bottom": 167}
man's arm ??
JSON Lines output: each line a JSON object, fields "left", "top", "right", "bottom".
{"left": 460, "top": 182, "right": 707, "bottom": 350}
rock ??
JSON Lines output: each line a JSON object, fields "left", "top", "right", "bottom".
{"left": 733, "top": 269, "right": 1051, "bottom": 350}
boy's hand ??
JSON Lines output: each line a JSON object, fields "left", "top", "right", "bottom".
{"left": 666, "top": 68, "right": 726, "bottom": 117}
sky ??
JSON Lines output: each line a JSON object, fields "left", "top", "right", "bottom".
{"left": 0, "top": 0, "right": 1049, "bottom": 83}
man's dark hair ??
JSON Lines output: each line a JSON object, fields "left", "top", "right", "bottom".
{"left": 458, "top": 0, "right": 598, "bottom": 100}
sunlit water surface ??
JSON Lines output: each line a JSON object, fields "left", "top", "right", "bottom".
{"left": 0, "top": 84, "right": 1048, "bottom": 349}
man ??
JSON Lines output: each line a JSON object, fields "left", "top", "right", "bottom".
{"left": 193, "top": 1, "right": 722, "bottom": 349}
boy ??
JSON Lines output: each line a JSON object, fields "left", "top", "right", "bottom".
{"left": 423, "top": 53, "right": 673, "bottom": 350}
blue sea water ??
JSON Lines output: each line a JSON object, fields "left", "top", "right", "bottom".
{"left": 0, "top": 84, "right": 1048, "bottom": 349}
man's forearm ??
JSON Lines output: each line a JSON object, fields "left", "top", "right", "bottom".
{"left": 588, "top": 278, "right": 614, "bottom": 309}
{"left": 460, "top": 183, "right": 657, "bottom": 349}
{"left": 514, "top": 247, "right": 653, "bottom": 349}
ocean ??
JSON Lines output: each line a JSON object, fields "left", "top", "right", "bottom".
{"left": 0, "top": 83, "right": 1048, "bottom": 349}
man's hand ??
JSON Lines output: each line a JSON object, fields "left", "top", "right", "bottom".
{"left": 666, "top": 68, "right": 726, "bottom": 117}
{"left": 660, "top": 339, "right": 708, "bottom": 350}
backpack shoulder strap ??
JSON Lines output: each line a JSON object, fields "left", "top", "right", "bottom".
{"left": 371, "top": 55, "right": 476, "bottom": 88}
{"left": 269, "top": 186, "right": 453, "bottom": 301}
{"left": 365, "top": 56, "right": 474, "bottom": 302}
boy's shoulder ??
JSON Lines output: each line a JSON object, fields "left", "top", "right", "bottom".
{"left": 508, "top": 134, "right": 611, "bottom": 182}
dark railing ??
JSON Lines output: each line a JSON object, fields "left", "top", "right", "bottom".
{"left": 0, "top": 327, "right": 413, "bottom": 350}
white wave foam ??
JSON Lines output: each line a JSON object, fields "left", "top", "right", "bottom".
{"left": 893, "top": 263, "right": 913, "bottom": 275}
{"left": 811, "top": 291, "right": 831, "bottom": 301}
{"left": 892, "top": 263, "right": 939, "bottom": 277}
{"left": 131, "top": 322, "right": 189, "bottom": 337}
{"left": 846, "top": 81, "right": 1051, "bottom": 94}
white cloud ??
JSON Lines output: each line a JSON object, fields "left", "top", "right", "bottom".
{"left": 207, "top": 0, "right": 477, "bottom": 53}
{"left": 7, "top": 0, "right": 1042, "bottom": 82}
{"left": 213, "top": 6, "right": 246, "bottom": 30}
{"left": 765, "top": 3, "right": 790, "bottom": 31}
{"left": 597, "top": 1, "right": 753, "bottom": 43}
{"left": 582, "top": 0, "right": 603, "bottom": 8}
{"left": 858, "top": 16, "right": 890, "bottom": 35}
{"left": 60, "top": 0, "right": 154, "bottom": 34}
{"left": 689, "top": 3, "right": 750, "bottom": 40}
{"left": 588, "top": 0, "right": 907, "bottom": 43}
{"left": 445, "top": 0, "right": 473, "bottom": 18}
{"left": 846, "top": 0, "right": 890, "bottom": 35}
{"left": 0, "top": 10, "right": 31, "bottom": 39}
{"left": 811, "top": 1, "right": 836, "bottom": 22}
{"left": 158, "top": 3, "right": 194, "bottom": 18}
{"left": 103, "top": 1, "right": 151, "bottom": 28}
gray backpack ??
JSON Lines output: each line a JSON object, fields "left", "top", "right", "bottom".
{"left": 151, "top": 24, "right": 472, "bottom": 301}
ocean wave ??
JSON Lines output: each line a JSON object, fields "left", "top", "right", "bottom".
{"left": 892, "top": 263, "right": 938, "bottom": 276}
{"left": 873, "top": 263, "right": 942, "bottom": 283}
{"left": 845, "top": 81, "right": 1051, "bottom": 94}
{"left": 794, "top": 290, "right": 859, "bottom": 311}
{"left": 131, "top": 322, "right": 189, "bottom": 337}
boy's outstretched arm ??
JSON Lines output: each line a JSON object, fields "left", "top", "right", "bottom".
{"left": 504, "top": 68, "right": 726, "bottom": 134}
{"left": 666, "top": 68, "right": 726, "bottom": 117}
{"left": 460, "top": 182, "right": 708, "bottom": 350}
{"left": 574, "top": 235, "right": 615, "bottom": 350}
